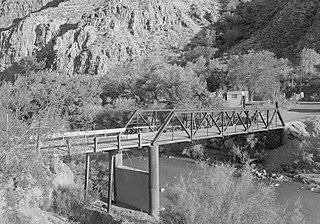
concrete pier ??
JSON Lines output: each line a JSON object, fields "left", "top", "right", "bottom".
{"left": 149, "top": 144, "right": 160, "bottom": 218}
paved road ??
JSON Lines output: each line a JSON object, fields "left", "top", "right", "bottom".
{"left": 280, "top": 102, "right": 320, "bottom": 122}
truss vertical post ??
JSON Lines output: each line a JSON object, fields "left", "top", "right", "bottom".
{"left": 108, "top": 153, "right": 115, "bottom": 213}
{"left": 190, "top": 113, "right": 194, "bottom": 141}
{"left": 185, "top": 114, "right": 188, "bottom": 129}
{"left": 94, "top": 137, "right": 98, "bottom": 153}
{"left": 117, "top": 135, "right": 121, "bottom": 150}
{"left": 256, "top": 110, "right": 258, "bottom": 130}
{"left": 138, "top": 133, "right": 142, "bottom": 148}
{"left": 221, "top": 111, "right": 224, "bottom": 137}
{"left": 171, "top": 126, "right": 174, "bottom": 141}
{"left": 154, "top": 111, "right": 157, "bottom": 130}
{"left": 266, "top": 110, "right": 269, "bottom": 129}
{"left": 84, "top": 153, "right": 90, "bottom": 201}
{"left": 149, "top": 144, "right": 160, "bottom": 218}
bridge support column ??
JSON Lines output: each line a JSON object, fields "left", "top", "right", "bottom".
{"left": 149, "top": 145, "right": 160, "bottom": 218}
{"left": 115, "top": 151, "right": 123, "bottom": 167}
{"left": 108, "top": 153, "right": 115, "bottom": 213}
{"left": 281, "top": 128, "right": 288, "bottom": 145}
{"left": 84, "top": 153, "right": 90, "bottom": 201}
{"left": 113, "top": 151, "right": 122, "bottom": 203}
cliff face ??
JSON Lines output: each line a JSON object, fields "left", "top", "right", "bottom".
{"left": 0, "top": 0, "right": 52, "bottom": 29}
{"left": 0, "top": 0, "right": 219, "bottom": 75}
{"left": 1, "top": 0, "right": 320, "bottom": 76}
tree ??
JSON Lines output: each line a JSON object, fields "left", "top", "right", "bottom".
{"left": 135, "top": 61, "right": 208, "bottom": 108}
{"left": 101, "top": 57, "right": 210, "bottom": 109}
{"left": 300, "top": 48, "right": 320, "bottom": 76}
{"left": 228, "top": 50, "right": 290, "bottom": 101}
{"left": 299, "top": 48, "right": 320, "bottom": 95}
{"left": 0, "top": 70, "right": 103, "bottom": 131}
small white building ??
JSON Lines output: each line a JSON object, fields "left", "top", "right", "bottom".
{"left": 226, "top": 91, "right": 249, "bottom": 107}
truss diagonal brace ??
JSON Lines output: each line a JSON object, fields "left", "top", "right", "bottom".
{"left": 276, "top": 109, "right": 285, "bottom": 126}
{"left": 236, "top": 112, "right": 247, "bottom": 131}
{"left": 267, "top": 110, "right": 276, "bottom": 126}
{"left": 139, "top": 113, "right": 155, "bottom": 132}
{"left": 124, "top": 110, "right": 139, "bottom": 129}
{"left": 224, "top": 111, "right": 235, "bottom": 132}
{"left": 175, "top": 115, "right": 191, "bottom": 139}
{"left": 258, "top": 111, "right": 267, "bottom": 129}
{"left": 209, "top": 113, "right": 221, "bottom": 135}
{"left": 194, "top": 112, "right": 208, "bottom": 135}
{"left": 152, "top": 111, "right": 175, "bottom": 145}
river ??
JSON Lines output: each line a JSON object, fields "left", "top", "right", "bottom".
{"left": 122, "top": 155, "right": 320, "bottom": 224}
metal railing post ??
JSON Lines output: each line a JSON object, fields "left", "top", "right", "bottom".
{"left": 190, "top": 113, "right": 194, "bottom": 141}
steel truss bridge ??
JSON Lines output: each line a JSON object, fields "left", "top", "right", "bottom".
{"left": 41, "top": 105, "right": 285, "bottom": 154}
{"left": 40, "top": 104, "right": 286, "bottom": 217}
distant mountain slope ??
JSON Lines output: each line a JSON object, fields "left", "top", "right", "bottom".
{"left": 1, "top": 0, "right": 320, "bottom": 77}
{"left": 0, "top": 0, "right": 219, "bottom": 75}
{"left": 226, "top": 0, "right": 320, "bottom": 62}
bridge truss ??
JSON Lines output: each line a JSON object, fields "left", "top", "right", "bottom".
{"left": 41, "top": 105, "right": 285, "bottom": 154}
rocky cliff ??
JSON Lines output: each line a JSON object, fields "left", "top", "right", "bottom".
{"left": 1, "top": 0, "right": 320, "bottom": 76}
{"left": 0, "top": 0, "right": 52, "bottom": 29}
{"left": 0, "top": 0, "right": 219, "bottom": 75}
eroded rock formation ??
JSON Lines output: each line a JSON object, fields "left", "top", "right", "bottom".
{"left": 0, "top": 0, "right": 219, "bottom": 75}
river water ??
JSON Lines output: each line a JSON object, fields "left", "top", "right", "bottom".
{"left": 122, "top": 155, "right": 320, "bottom": 224}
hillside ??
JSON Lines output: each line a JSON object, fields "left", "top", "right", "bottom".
{"left": 0, "top": 0, "right": 219, "bottom": 76}
{"left": 1, "top": 0, "right": 320, "bottom": 77}
{"left": 219, "top": 0, "right": 320, "bottom": 62}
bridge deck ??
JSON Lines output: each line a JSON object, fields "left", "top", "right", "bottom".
{"left": 41, "top": 121, "right": 284, "bottom": 155}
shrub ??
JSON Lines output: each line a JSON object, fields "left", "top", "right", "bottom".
{"left": 295, "top": 140, "right": 320, "bottom": 173}
{"left": 161, "top": 164, "right": 306, "bottom": 224}
{"left": 51, "top": 186, "right": 119, "bottom": 224}
{"left": 182, "top": 144, "right": 205, "bottom": 160}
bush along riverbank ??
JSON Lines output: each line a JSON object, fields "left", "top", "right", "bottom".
{"left": 177, "top": 117, "right": 320, "bottom": 193}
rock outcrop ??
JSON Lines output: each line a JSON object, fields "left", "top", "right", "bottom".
{"left": 0, "top": 156, "right": 75, "bottom": 224}
{"left": 0, "top": 0, "right": 219, "bottom": 76}
{"left": 51, "top": 157, "right": 75, "bottom": 188}
{"left": 0, "top": 0, "right": 52, "bottom": 29}
{"left": 1, "top": 0, "right": 320, "bottom": 76}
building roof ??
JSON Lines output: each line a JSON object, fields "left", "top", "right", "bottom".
{"left": 227, "top": 91, "right": 248, "bottom": 95}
